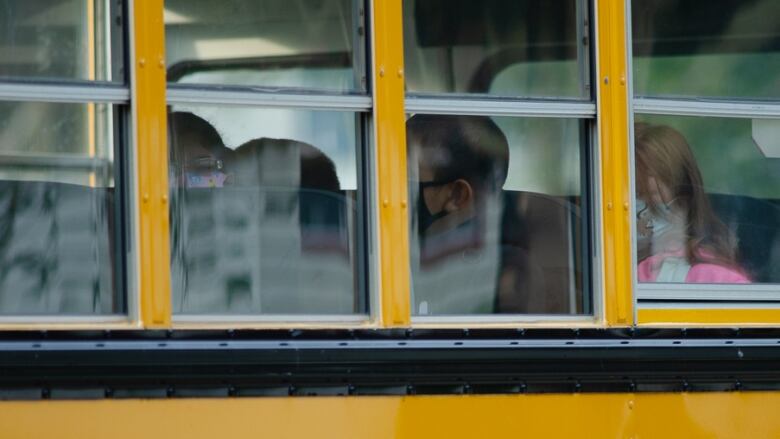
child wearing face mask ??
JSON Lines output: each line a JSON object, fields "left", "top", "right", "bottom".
{"left": 634, "top": 123, "right": 750, "bottom": 283}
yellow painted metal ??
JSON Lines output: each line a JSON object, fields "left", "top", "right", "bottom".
{"left": 3, "top": 393, "right": 780, "bottom": 438}
{"left": 639, "top": 308, "right": 780, "bottom": 326}
{"left": 372, "top": 0, "right": 411, "bottom": 327}
{"left": 595, "top": 0, "right": 632, "bottom": 326}
{"left": 133, "top": 0, "right": 171, "bottom": 327}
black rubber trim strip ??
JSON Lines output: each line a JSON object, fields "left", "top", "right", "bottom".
{"left": 1, "top": 329, "right": 780, "bottom": 398}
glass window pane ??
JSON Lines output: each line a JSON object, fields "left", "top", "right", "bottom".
{"left": 0, "top": 101, "right": 123, "bottom": 315}
{"left": 164, "top": 0, "right": 365, "bottom": 93}
{"left": 0, "top": 0, "right": 125, "bottom": 82}
{"left": 403, "top": 0, "right": 588, "bottom": 98}
{"left": 633, "top": 115, "right": 780, "bottom": 284}
{"left": 407, "top": 115, "right": 590, "bottom": 315}
{"left": 168, "top": 108, "right": 364, "bottom": 315}
{"left": 632, "top": 0, "right": 780, "bottom": 99}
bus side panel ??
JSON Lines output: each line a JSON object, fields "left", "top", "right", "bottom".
{"left": 1, "top": 393, "right": 778, "bottom": 438}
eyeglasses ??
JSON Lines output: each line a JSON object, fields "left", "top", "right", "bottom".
{"left": 184, "top": 156, "right": 223, "bottom": 171}
{"left": 636, "top": 198, "right": 677, "bottom": 216}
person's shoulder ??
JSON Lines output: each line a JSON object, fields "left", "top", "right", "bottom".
{"left": 637, "top": 254, "right": 667, "bottom": 282}
{"left": 688, "top": 263, "right": 751, "bottom": 283}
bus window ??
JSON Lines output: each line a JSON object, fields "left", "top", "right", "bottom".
{"left": 407, "top": 115, "right": 591, "bottom": 316}
{"left": 164, "top": 0, "right": 365, "bottom": 93}
{"left": 403, "top": 0, "right": 588, "bottom": 98}
{"left": 0, "top": 0, "right": 124, "bottom": 83}
{"left": 402, "top": 0, "right": 595, "bottom": 321}
{"left": 168, "top": 108, "right": 364, "bottom": 316}
{"left": 633, "top": 116, "right": 780, "bottom": 289}
{"left": 164, "top": 0, "right": 370, "bottom": 320}
{"left": 0, "top": 1, "right": 129, "bottom": 319}
{"left": 0, "top": 101, "right": 124, "bottom": 315}
{"left": 631, "top": 0, "right": 780, "bottom": 305}
{"left": 632, "top": 0, "right": 780, "bottom": 99}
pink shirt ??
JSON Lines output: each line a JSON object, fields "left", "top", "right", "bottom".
{"left": 638, "top": 252, "right": 751, "bottom": 283}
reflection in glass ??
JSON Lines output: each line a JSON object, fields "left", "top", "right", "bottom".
{"left": 0, "top": 0, "right": 125, "bottom": 82}
{"left": 403, "top": 0, "right": 586, "bottom": 98}
{"left": 168, "top": 108, "right": 362, "bottom": 315}
{"left": 0, "top": 101, "right": 115, "bottom": 186}
{"left": 634, "top": 115, "right": 780, "bottom": 283}
{"left": 164, "top": 0, "right": 364, "bottom": 92}
{"left": 632, "top": 0, "right": 780, "bottom": 99}
{"left": 0, "top": 102, "right": 121, "bottom": 314}
{"left": 407, "top": 115, "right": 589, "bottom": 315}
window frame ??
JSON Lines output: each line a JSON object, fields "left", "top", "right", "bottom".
{"left": 402, "top": 0, "right": 602, "bottom": 326}
{"left": 625, "top": 0, "right": 780, "bottom": 326}
{"left": 163, "top": 0, "right": 378, "bottom": 327}
{"left": 0, "top": 0, "right": 714, "bottom": 330}
{"left": 0, "top": 0, "right": 136, "bottom": 327}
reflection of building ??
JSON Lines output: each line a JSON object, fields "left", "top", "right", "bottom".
{"left": 172, "top": 140, "right": 357, "bottom": 315}
{"left": 0, "top": 181, "right": 116, "bottom": 313}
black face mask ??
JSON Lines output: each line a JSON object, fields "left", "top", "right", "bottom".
{"left": 417, "top": 180, "right": 451, "bottom": 235}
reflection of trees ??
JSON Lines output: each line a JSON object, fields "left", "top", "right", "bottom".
{"left": 638, "top": 115, "right": 780, "bottom": 199}
{"left": 634, "top": 0, "right": 780, "bottom": 98}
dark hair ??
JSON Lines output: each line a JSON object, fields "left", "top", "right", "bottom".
{"left": 234, "top": 138, "right": 341, "bottom": 193}
{"left": 634, "top": 122, "right": 738, "bottom": 267}
{"left": 168, "top": 111, "right": 226, "bottom": 160}
{"left": 406, "top": 114, "right": 509, "bottom": 191}
{"left": 300, "top": 144, "right": 341, "bottom": 192}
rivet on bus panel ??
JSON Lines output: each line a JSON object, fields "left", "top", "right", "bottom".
{"left": 139, "top": 58, "right": 146, "bottom": 68}
{"left": 379, "top": 66, "right": 385, "bottom": 77}
{"left": 607, "top": 201, "right": 613, "bottom": 210}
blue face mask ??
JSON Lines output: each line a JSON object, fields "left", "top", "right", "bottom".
{"left": 650, "top": 212, "right": 674, "bottom": 236}
{"left": 636, "top": 197, "right": 677, "bottom": 256}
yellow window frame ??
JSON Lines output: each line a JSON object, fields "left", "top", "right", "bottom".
{"left": 128, "top": 0, "right": 780, "bottom": 330}
{"left": 373, "top": 0, "right": 411, "bottom": 327}
{"left": 624, "top": 0, "right": 780, "bottom": 327}
{"left": 0, "top": 0, "right": 647, "bottom": 330}
{"left": 637, "top": 308, "right": 780, "bottom": 326}
{"left": 134, "top": 0, "right": 171, "bottom": 328}
{"left": 0, "top": 0, "right": 148, "bottom": 330}
{"left": 596, "top": 0, "right": 632, "bottom": 326}
{"left": 133, "top": 0, "right": 633, "bottom": 330}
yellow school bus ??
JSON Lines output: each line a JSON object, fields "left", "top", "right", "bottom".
{"left": 1, "top": 0, "right": 780, "bottom": 437}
